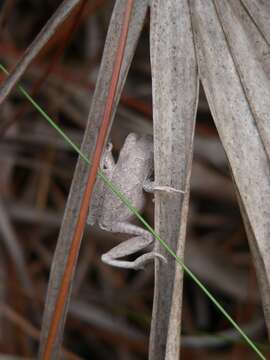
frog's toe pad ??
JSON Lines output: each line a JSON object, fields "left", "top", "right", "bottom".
{"left": 134, "top": 252, "right": 167, "bottom": 270}
{"left": 101, "top": 251, "right": 167, "bottom": 270}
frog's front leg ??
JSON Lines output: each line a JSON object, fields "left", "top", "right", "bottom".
{"left": 102, "top": 141, "right": 115, "bottom": 170}
{"left": 101, "top": 222, "right": 166, "bottom": 270}
{"left": 143, "top": 179, "right": 185, "bottom": 195}
{"left": 88, "top": 142, "right": 115, "bottom": 225}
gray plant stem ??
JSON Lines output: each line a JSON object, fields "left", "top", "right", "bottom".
{"left": 149, "top": 1, "right": 198, "bottom": 359}
{"left": 38, "top": 1, "right": 149, "bottom": 358}
{"left": 190, "top": 0, "right": 270, "bottom": 337}
{"left": 241, "top": 0, "right": 270, "bottom": 45}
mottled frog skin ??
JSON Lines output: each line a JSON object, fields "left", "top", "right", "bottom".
{"left": 88, "top": 133, "right": 164, "bottom": 269}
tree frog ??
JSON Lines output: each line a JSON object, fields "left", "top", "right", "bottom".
{"left": 88, "top": 133, "right": 165, "bottom": 269}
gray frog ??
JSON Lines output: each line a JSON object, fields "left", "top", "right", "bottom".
{"left": 88, "top": 133, "right": 164, "bottom": 270}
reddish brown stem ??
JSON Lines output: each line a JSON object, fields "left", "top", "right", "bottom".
{"left": 42, "top": 1, "right": 134, "bottom": 358}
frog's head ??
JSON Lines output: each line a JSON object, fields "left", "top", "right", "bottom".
{"left": 119, "top": 133, "right": 153, "bottom": 180}
{"left": 123, "top": 133, "right": 153, "bottom": 160}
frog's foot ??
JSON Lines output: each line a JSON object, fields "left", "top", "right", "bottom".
{"left": 101, "top": 248, "right": 166, "bottom": 270}
{"left": 101, "top": 222, "right": 167, "bottom": 270}
{"left": 143, "top": 180, "right": 185, "bottom": 195}
{"left": 132, "top": 252, "right": 167, "bottom": 270}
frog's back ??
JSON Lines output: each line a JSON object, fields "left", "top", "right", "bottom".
{"left": 102, "top": 133, "right": 153, "bottom": 224}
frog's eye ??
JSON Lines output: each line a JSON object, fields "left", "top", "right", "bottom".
{"left": 125, "top": 133, "right": 138, "bottom": 146}
{"left": 105, "top": 141, "right": 113, "bottom": 152}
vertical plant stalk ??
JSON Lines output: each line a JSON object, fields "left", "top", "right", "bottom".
{"left": 214, "top": 0, "right": 270, "bottom": 159}
{"left": 149, "top": 1, "right": 198, "bottom": 359}
{"left": 241, "top": 0, "right": 270, "bottom": 45}
{"left": 190, "top": 0, "right": 270, "bottom": 337}
{"left": 41, "top": 2, "right": 133, "bottom": 358}
{"left": 39, "top": 1, "right": 149, "bottom": 359}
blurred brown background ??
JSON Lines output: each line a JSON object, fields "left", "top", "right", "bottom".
{"left": 0, "top": 1, "right": 267, "bottom": 359}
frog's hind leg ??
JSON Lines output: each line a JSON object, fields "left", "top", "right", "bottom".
{"left": 101, "top": 222, "right": 166, "bottom": 270}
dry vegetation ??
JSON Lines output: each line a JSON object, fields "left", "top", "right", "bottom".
{"left": 0, "top": 0, "right": 269, "bottom": 359}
